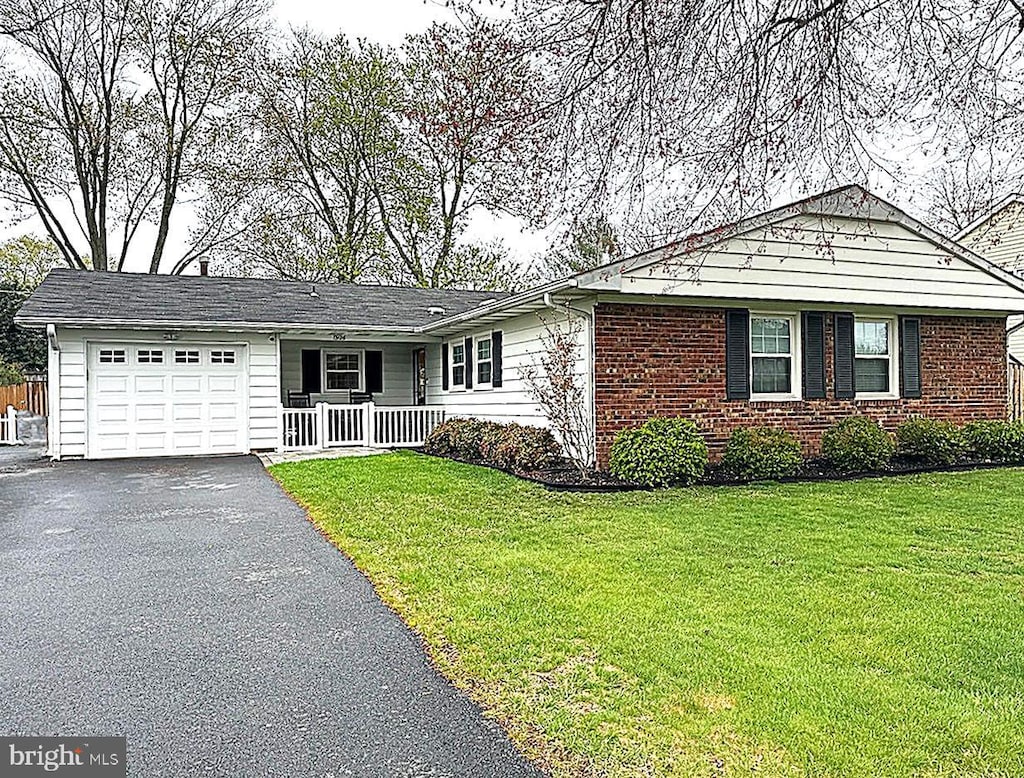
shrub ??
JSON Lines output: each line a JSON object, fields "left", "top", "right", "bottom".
{"left": 424, "top": 418, "right": 499, "bottom": 460}
{"left": 820, "top": 416, "right": 894, "bottom": 473}
{"left": 895, "top": 417, "right": 968, "bottom": 466}
{"left": 425, "top": 418, "right": 561, "bottom": 471}
{"left": 479, "top": 422, "right": 561, "bottom": 471}
{"left": 721, "top": 426, "right": 803, "bottom": 481}
{"left": 963, "top": 420, "right": 1024, "bottom": 463}
{"left": 608, "top": 417, "right": 709, "bottom": 487}
{"left": 0, "top": 356, "right": 24, "bottom": 387}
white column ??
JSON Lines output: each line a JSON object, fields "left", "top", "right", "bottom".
{"left": 364, "top": 401, "right": 375, "bottom": 447}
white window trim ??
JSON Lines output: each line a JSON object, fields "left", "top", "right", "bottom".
{"left": 322, "top": 349, "right": 363, "bottom": 393}
{"left": 854, "top": 316, "right": 900, "bottom": 400}
{"left": 449, "top": 341, "right": 466, "bottom": 392}
{"left": 749, "top": 312, "right": 801, "bottom": 401}
{"left": 474, "top": 334, "right": 493, "bottom": 391}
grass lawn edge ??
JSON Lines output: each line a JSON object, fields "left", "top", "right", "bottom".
{"left": 265, "top": 463, "right": 571, "bottom": 777}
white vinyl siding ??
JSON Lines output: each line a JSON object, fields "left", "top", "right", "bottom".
{"left": 959, "top": 200, "right": 1024, "bottom": 275}
{"left": 278, "top": 339, "right": 413, "bottom": 406}
{"left": 52, "top": 328, "right": 280, "bottom": 458}
{"left": 426, "top": 306, "right": 595, "bottom": 446}
{"left": 592, "top": 215, "right": 1024, "bottom": 311}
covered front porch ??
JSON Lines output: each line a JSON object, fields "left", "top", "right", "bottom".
{"left": 276, "top": 335, "right": 445, "bottom": 451}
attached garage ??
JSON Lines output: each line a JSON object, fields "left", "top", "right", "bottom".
{"left": 86, "top": 343, "right": 248, "bottom": 458}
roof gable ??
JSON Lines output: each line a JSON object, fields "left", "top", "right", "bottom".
{"left": 574, "top": 185, "right": 1024, "bottom": 311}
{"left": 956, "top": 197, "right": 1024, "bottom": 276}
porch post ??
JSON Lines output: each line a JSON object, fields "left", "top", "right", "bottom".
{"left": 6, "top": 406, "right": 18, "bottom": 445}
{"left": 316, "top": 402, "right": 327, "bottom": 448}
{"left": 364, "top": 401, "right": 375, "bottom": 447}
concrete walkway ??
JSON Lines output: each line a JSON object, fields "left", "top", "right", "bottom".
{"left": 258, "top": 446, "right": 392, "bottom": 466}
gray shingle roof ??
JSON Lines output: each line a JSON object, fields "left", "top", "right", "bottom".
{"left": 15, "top": 269, "right": 507, "bottom": 330}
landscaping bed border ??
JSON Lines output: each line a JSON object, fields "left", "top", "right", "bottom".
{"left": 413, "top": 449, "right": 1024, "bottom": 492}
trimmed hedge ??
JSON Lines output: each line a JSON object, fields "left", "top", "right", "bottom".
{"left": 722, "top": 426, "right": 803, "bottom": 481}
{"left": 963, "top": 420, "right": 1024, "bottom": 463}
{"left": 896, "top": 417, "right": 968, "bottom": 466}
{"left": 820, "top": 416, "right": 895, "bottom": 473}
{"left": 424, "top": 418, "right": 560, "bottom": 471}
{"left": 608, "top": 417, "right": 709, "bottom": 487}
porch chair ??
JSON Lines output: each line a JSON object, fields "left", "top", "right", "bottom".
{"left": 287, "top": 390, "right": 311, "bottom": 408}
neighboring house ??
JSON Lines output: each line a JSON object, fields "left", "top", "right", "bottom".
{"left": 956, "top": 194, "right": 1024, "bottom": 362}
{"left": 16, "top": 185, "right": 1024, "bottom": 467}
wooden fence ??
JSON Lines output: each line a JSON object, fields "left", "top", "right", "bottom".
{"left": 0, "top": 375, "right": 47, "bottom": 417}
{"left": 1010, "top": 360, "right": 1024, "bottom": 421}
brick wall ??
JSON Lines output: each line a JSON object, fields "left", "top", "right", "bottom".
{"left": 593, "top": 303, "right": 1008, "bottom": 468}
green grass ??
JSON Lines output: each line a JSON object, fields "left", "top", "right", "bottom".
{"left": 271, "top": 452, "right": 1024, "bottom": 777}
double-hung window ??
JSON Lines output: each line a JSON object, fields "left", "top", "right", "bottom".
{"left": 854, "top": 318, "right": 895, "bottom": 396}
{"left": 325, "top": 352, "right": 360, "bottom": 391}
{"left": 476, "top": 338, "right": 492, "bottom": 386}
{"left": 451, "top": 343, "right": 465, "bottom": 388}
{"left": 750, "top": 315, "right": 796, "bottom": 398}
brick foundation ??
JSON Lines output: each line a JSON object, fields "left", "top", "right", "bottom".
{"left": 593, "top": 303, "right": 1008, "bottom": 468}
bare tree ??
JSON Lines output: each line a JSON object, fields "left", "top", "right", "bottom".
{"left": 0, "top": 0, "right": 268, "bottom": 273}
{"left": 520, "top": 311, "right": 595, "bottom": 474}
{"left": 365, "top": 15, "right": 550, "bottom": 288}
{"left": 502, "top": 0, "right": 1024, "bottom": 239}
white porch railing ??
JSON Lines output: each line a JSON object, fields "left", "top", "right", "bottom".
{"left": 0, "top": 405, "right": 19, "bottom": 446}
{"left": 280, "top": 402, "right": 445, "bottom": 451}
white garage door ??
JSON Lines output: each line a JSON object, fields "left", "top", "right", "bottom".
{"left": 87, "top": 343, "right": 248, "bottom": 459}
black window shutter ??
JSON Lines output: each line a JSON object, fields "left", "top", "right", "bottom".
{"left": 725, "top": 309, "right": 750, "bottom": 400}
{"left": 834, "top": 313, "right": 855, "bottom": 399}
{"left": 365, "top": 350, "right": 384, "bottom": 394}
{"left": 464, "top": 336, "right": 474, "bottom": 389}
{"left": 900, "top": 316, "right": 922, "bottom": 398}
{"left": 301, "top": 349, "right": 321, "bottom": 394}
{"left": 491, "top": 331, "right": 503, "bottom": 387}
{"left": 802, "top": 312, "right": 826, "bottom": 399}
{"left": 441, "top": 344, "right": 449, "bottom": 390}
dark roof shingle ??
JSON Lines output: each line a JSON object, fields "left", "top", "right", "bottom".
{"left": 15, "top": 269, "right": 507, "bottom": 330}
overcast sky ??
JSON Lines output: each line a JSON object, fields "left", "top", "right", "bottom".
{"left": 274, "top": 0, "right": 455, "bottom": 42}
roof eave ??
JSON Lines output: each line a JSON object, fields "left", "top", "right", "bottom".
{"left": 13, "top": 315, "right": 423, "bottom": 334}
{"left": 419, "top": 278, "right": 579, "bottom": 333}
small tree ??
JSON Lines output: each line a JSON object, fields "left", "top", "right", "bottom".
{"left": 519, "top": 312, "right": 595, "bottom": 475}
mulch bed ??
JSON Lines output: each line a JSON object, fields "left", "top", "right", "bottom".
{"left": 414, "top": 450, "right": 1024, "bottom": 493}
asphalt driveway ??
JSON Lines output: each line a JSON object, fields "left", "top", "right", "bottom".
{"left": 0, "top": 451, "right": 542, "bottom": 777}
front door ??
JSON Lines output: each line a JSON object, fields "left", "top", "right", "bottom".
{"left": 413, "top": 348, "right": 427, "bottom": 405}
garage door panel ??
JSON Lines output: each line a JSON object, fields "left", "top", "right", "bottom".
{"left": 209, "top": 431, "right": 242, "bottom": 449}
{"left": 95, "top": 404, "right": 130, "bottom": 424}
{"left": 134, "top": 376, "right": 166, "bottom": 393}
{"left": 135, "top": 403, "right": 167, "bottom": 423}
{"left": 88, "top": 343, "right": 248, "bottom": 459}
{"left": 208, "top": 375, "right": 241, "bottom": 393}
{"left": 171, "top": 375, "right": 203, "bottom": 393}
{"left": 93, "top": 433, "right": 129, "bottom": 453}
{"left": 172, "top": 403, "right": 203, "bottom": 423}
{"left": 94, "top": 375, "right": 129, "bottom": 394}
{"left": 135, "top": 432, "right": 168, "bottom": 451}
{"left": 208, "top": 402, "right": 241, "bottom": 421}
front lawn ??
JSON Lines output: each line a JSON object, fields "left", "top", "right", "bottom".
{"left": 271, "top": 452, "right": 1024, "bottom": 777}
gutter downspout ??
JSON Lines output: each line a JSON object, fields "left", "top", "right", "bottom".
{"left": 46, "top": 324, "right": 60, "bottom": 460}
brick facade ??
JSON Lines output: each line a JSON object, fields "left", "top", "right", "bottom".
{"left": 593, "top": 303, "right": 1008, "bottom": 468}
